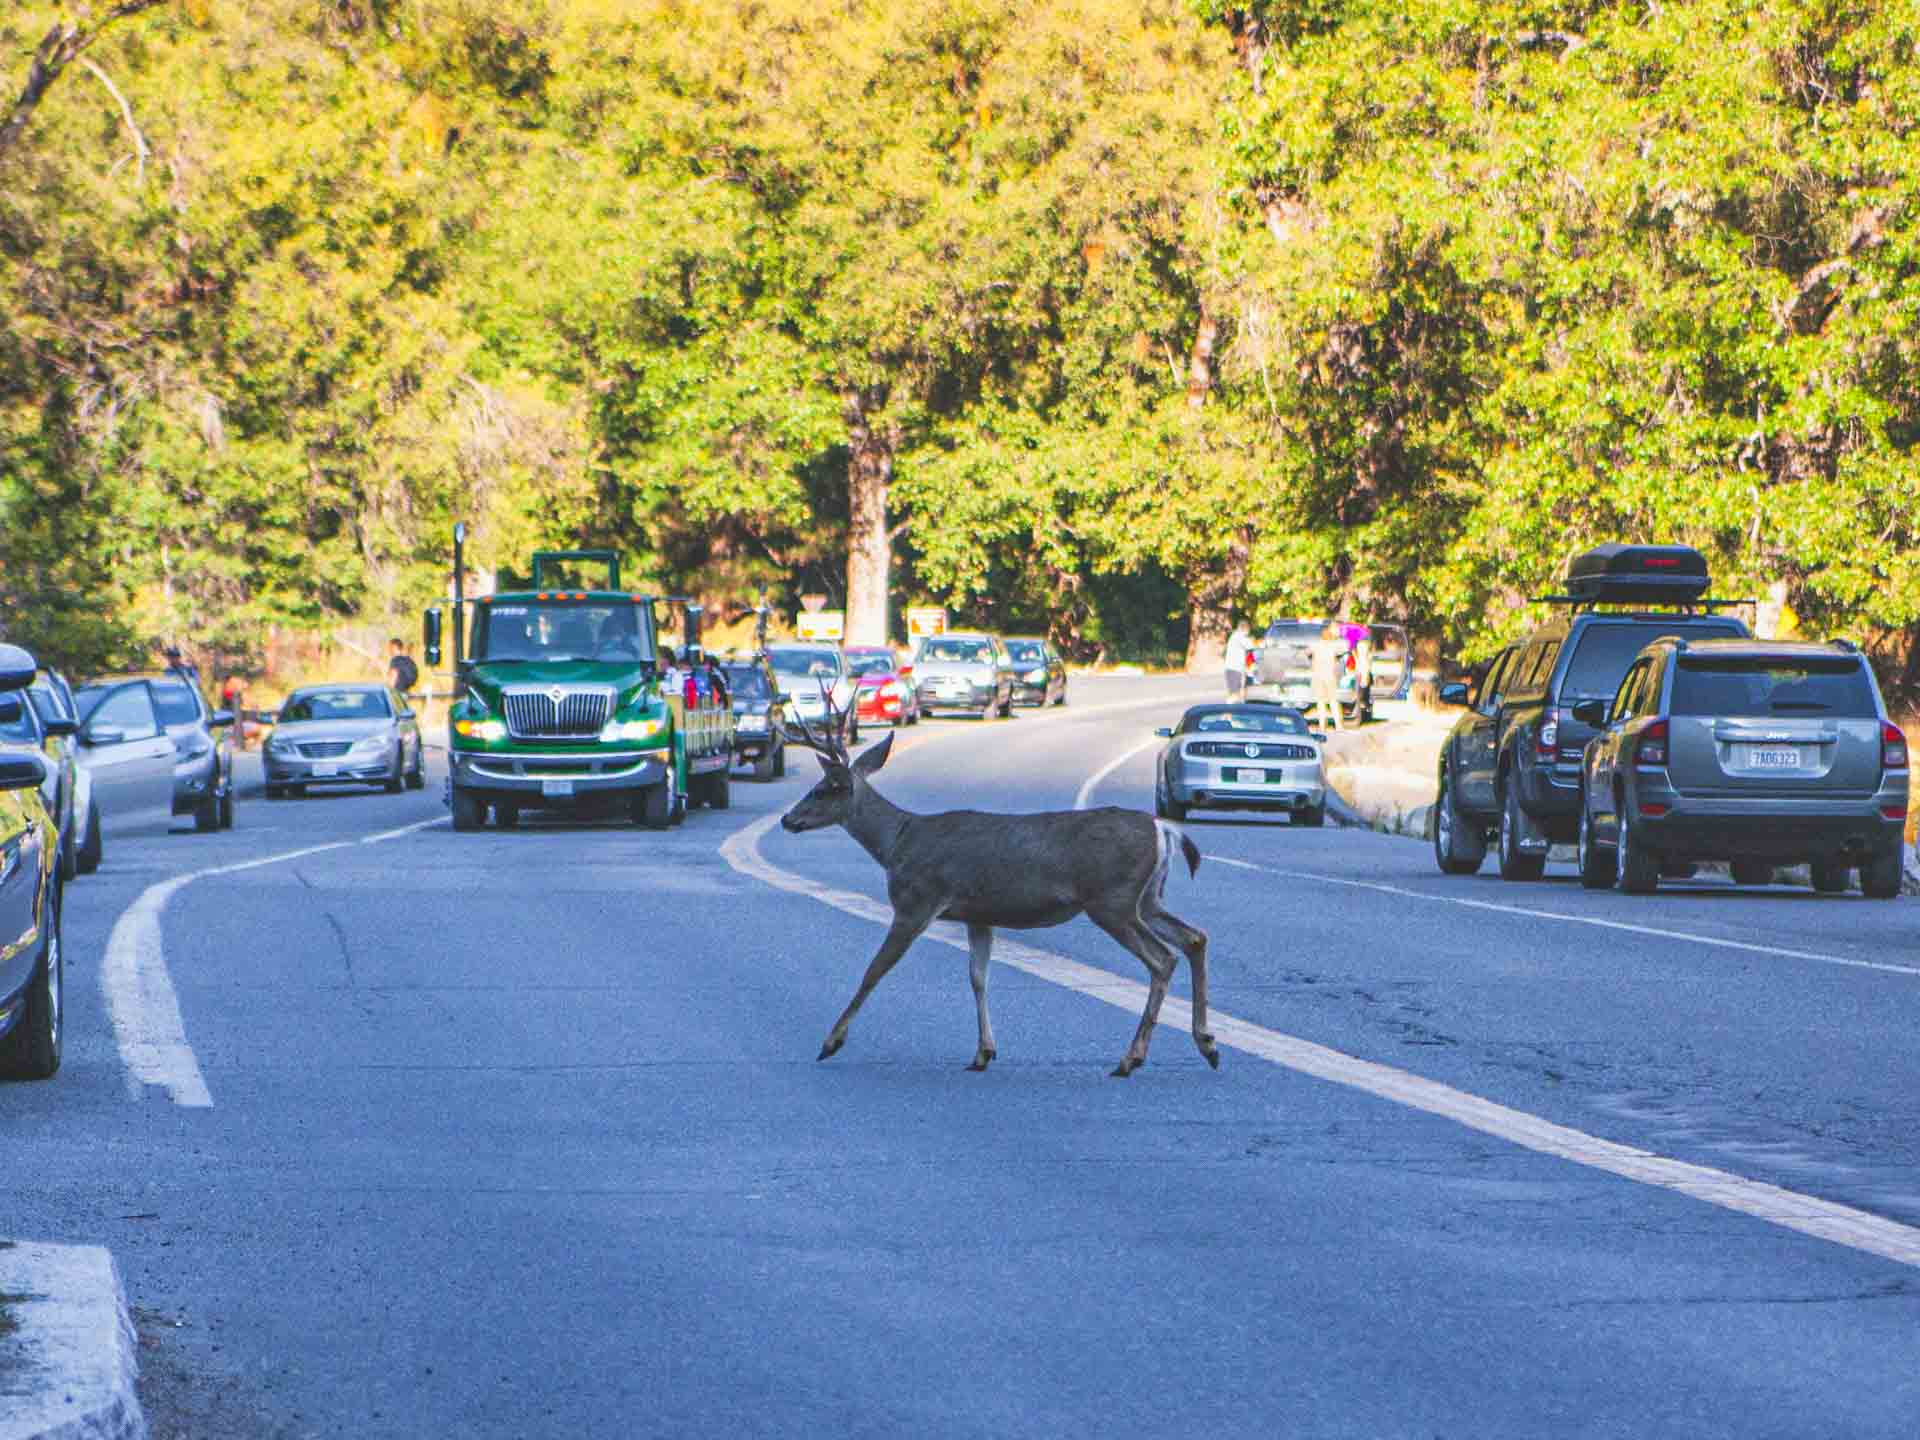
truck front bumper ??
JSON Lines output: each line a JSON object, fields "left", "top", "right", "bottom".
{"left": 449, "top": 747, "right": 668, "bottom": 798}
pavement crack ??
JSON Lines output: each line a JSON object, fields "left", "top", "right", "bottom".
{"left": 322, "top": 910, "right": 354, "bottom": 985}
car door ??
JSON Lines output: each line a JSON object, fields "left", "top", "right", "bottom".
{"left": 1587, "top": 659, "right": 1649, "bottom": 840}
{"left": 80, "top": 682, "right": 174, "bottom": 822}
{"left": 392, "top": 688, "right": 419, "bottom": 767}
{"left": 1459, "top": 647, "right": 1516, "bottom": 814}
{"left": 0, "top": 786, "right": 37, "bottom": 1007}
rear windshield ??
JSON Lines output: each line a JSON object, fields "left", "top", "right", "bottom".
{"left": 722, "top": 666, "right": 770, "bottom": 698}
{"left": 1262, "top": 622, "right": 1324, "bottom": 647}
{"left": 1560, "top": 622, "right": 1743, "bottom": 699}
{"left": 769, "top": 649, "right": 840, "bottom": 678}
{"left": 151, "top": 682, "right": 203, "bottom": 726}
{"left": 1671, "top": 658, "right": 1877, "bottom": 718}
{"left": 1183, "top": 708, "right": 1309, "bottom": 736}
{"left": 1006, "top": 642, "right": 1045, "bottom": 663}
{"left": 844, "top": 651, "right": 898, "bottom": 677}
{"left": 919, "top": 638, "right": 994, "bottom": 664}
{"left": 280, "top": 689, "right": 392, "bottom": 722}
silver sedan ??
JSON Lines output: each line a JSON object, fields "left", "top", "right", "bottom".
{"left": 264, "top": 685, "right": 424, "bottom": 797}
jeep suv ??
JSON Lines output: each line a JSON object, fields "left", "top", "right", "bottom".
{"left": 1574, "top": 638, "right": 1908, "bottom": 898}
{"left": 1432, "top": 544, "right": 1751, "bottom": 880}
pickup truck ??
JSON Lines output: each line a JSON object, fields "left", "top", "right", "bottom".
{"left": 429, "top": 550, "right": 735, "bottom": 831}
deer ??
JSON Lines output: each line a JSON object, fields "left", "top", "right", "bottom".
{"left": 779, "top": 697, "right": 1219, "bottom": 1078}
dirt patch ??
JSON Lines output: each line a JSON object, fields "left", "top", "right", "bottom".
{"left": 134, "top": 1307, "right": 307, "bottom": 1440}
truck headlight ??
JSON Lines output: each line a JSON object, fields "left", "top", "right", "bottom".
{"left": 601, "top": 715, "right": 665, "bottom": 743}
{"left": 454, "top": 717, "right": 506, "bottom": 741}
{"left": 1024, "top": 667, "right": 1046, "bottom": 683}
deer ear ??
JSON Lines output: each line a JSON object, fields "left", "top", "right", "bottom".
{"left": 851, "top": 729, "right": 893, "bottom": 776}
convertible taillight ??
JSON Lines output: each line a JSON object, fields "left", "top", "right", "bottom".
{"left": 1882, "top": 722, "right": 1909, "bottom": 771}
{"left": 1635, "top": 719, "right": 1669, "bottom": 768}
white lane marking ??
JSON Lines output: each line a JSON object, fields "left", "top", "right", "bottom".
{"left": 722, "top": 812, "right": 1920, "bottom": 1272}
{"left": 1073, "top": 737, "right": 1162, "bottom": 811}
{"left": 103, "top": 816, "right": 445, "bottom": 1107}
{"left": 1206, "top": 856, "right": 1920, "bottom": 980}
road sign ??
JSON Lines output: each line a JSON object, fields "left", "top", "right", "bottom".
{"left": 796, "top": 610, "right": 845, "bottom": 640}
{"left": 800, "top": 593, "right": 828, "bottom": 613}
{"left": 907, "top": 607, "right": 948, "bottom": 639}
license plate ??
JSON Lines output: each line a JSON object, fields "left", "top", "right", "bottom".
{"left": 1740, "top": 746, "right": 1802, "bottom": 770}
{"left": 541, "top": 779, "right": 575, "bottom": 798}
{"left": 312, "top": 763, "right": 338, "bottom": 777}
{"left": 1227, "top": 767, "right": 1268, "bottom": 783}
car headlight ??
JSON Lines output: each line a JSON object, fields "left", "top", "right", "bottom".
{"left": 349, "top": 735, "right": 391, "bottom": 757}
{"left": 737, "top": 712, "right": 768, "bottom": 731}
{"left": 453, "top": 717, "right": 507, "bottom": 741}
{"left": 600, "top": 715, "right": 666, "bottom": 743}
{"left": 265, "top": 734, "right": 292, "bottom": 754}
{"left": 1024, "top": 667, "right": 1047, "bottom": 683}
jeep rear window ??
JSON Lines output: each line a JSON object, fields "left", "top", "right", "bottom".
{"left": 1671, "top": 658, "right": 1876, "bottom": 717}
{"left": 1560, "top": 622, "right": 1741, "bottom": 699}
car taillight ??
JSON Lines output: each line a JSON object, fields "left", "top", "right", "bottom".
{"left": 1635, "top": 719, "right": 1669, "bottom": 767}
{"left": 1537, "top": 708, "right": 1560, "bottom": 758}
{"left": 1882, "top": 722, "right": 1909, "bottom": 770}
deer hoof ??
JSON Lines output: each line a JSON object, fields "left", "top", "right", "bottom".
{"left": 1198, "top": 1034, "right": 1221, "bottom": 1069}
{"left": 1109, "top": 1060, "right": 1135, "bottom": 1079}
{"left": 818, "top": 1036, "right": 844, "bottom": 1061}
{"left": 965, "top": 1048, "right": 996, "bottom": 1072}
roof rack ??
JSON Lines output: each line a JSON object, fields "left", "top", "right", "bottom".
{"left": 1528, "top": 595, "right": 1757, "bottom": 614}
{"left": 1826, "top": 637, "right": 1860, "bottom": 653}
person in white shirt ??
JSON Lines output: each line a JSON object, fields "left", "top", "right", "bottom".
{"left": 1224, "top": 622, "right": 1254, "bottom": 701}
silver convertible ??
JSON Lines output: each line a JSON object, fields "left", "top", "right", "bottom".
{"left": 264, "top": 684, "right": 425, "bottom": 798}
{"left": 1154, "top": 702, "right": 1328, "bottom": 825}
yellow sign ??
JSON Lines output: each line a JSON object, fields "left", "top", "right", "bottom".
{"left": 796, "top": 610, "right": 845, "bottom": 640}
{"left": 906, "top": 607, "right": 948, "bottom": 639}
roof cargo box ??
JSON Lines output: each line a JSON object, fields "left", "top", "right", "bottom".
{"left": 1564, "top": 543, "right": 1709, "bottom": 604}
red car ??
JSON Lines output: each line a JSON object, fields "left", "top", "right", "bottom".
{"left": 844, "top": 646, "right": 921, "bottom": 727}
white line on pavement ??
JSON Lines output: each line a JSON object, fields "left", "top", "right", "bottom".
{"left": 102, "top": 815, "right": 446, "bottom": 1107}
{"left": 1205, "top": 856, "right": 1920, "bottom": 980}
{"left": 720, "top": 811, "right": 1920, "bottom": 1273}
{"left": 1072, "top": 737, "right": 1162, "bottom": 811}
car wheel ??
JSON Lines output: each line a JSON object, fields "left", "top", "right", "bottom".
{"left": 218, "top": 788, "right": 235, "bottom": 829}
{"left": 0, "top": 880, "right": 61, "bottom": 1080}
{"left": 773, "top": 742, "right": 787, "bottom": 778}
{"left": 76, "top": 803, "right": 102, "bottom": 875}
{"left": 1729, "top": 860, "right": 1774, "bottom": 887}
{"left": 1577, "top": 803, "right": 1616, "bottom": 889}
{"left": 1616, "top": 814, "right": 1660, "bottom": 895}
{"left": 385, "top": 757, "right": 404, "bottom": 794}
{"left": 194, "top": 792, "right": 220, "bottom": 833}
{"left": 753, "top": 747, "right": 778, "bottom": 781}
{"left": 1861, "top": 851, "right": 1903, "bottom": 900}
{"left": 59, "top": 812, "right": 77, "bottom": 882}
{"left": 451, "top": 785, "right": 485, "bottom": 831}
{"left": 1432, "top": 772, "right": 1485, "bottom": 876}
{"left": 1810, "top": 860, "right": 1851, "bottom": 894}
{"left": 1296, "top": 802, "right": 1326, "bottom": 828}
{"left": 1497, "top": 782, "right": 1546, "bottom": 881}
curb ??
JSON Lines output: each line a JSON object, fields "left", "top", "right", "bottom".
{"left": 0, "top": 1242, "right": 147, "bottom": 1440}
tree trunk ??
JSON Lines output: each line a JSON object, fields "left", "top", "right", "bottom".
{"left": 843, "top": 388, "right": 893, "bottom": 646}
{"left": 1185, "top": 527, "right": 1251, "bottom": 673}
{"left": 0, "top": 6, "right": 169, "bottom": 167}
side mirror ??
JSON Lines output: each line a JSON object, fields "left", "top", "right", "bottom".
{"left": 399, "top": 708, "right": 416, "bottom": 721}
{"left": 423, "top": 607, "right": 444, "bottom": 668}
{"left": 0, "top": 695, "right": 21, "bottom": 724}
{"left": 1311, "top": 732, "right": 1328, "bottom": 743}
{"left": 775, "top": 691, "right": 792, "bottom": 704}
{"left": 0, "top": 752, "right": 46, "bottom": 791}
{"left": 209, "top": 709, "right": 235, "bottom": 728}
{"left": 1570, "top": 699, "right": 1608, "bottom": 727}
{"left": 0, "top": 642, "right": 35, "bottom": 693}
{"left": 43, "top": 716, "right": 78, "bottom": 737}
{"left": 82, "top": 725, "right": 126, "bottom": 748}
{"left": 1438, "top": 682, "right": 1469, "bottom": 707}
{"left": 1154, "top": 726, "right": 1173, "bottom": 737}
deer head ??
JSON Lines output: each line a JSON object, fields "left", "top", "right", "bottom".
{"left": 780, "top": 688, "right": 893, "bottom": 832}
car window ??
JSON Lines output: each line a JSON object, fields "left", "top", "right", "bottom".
{"left": 84, "top": 684, "right": 160, "bottom": 741}
{"left": 29, "top": 679, "right": 74, "bottom": 724}
{"left": 1006, "top": 642, "right": 1045, "bottom": 665}
{"left": 844, "top": 652, "right": 898, "bottom": 677}
{"left": 1670, "top": 657, "right": 1877, "bottom": 718}
{"left": 1561, "top": 622, "right": 1741, "bottom": 700}
{"left": 919, "top": 639, "right": 993, "bottom": 664}
{"left": 1610, "top": 661, "right": 1647, "bottom": 724}
{"left": 722, "top": 666, "right": 771, "bottom": 698}
{"left": 0, "top": 694, "right": 38, "bottom": 744}
{"left": 1183, "top": 708, "right": 1308, "bottom": 736}
{"left": 1475, "top": 649, "right": 1515, "bottom": 715}
{"left": 770, "top": 649, "right": 841, "bottom": 678}
{"left": 151, "top": 681, "right": 205, "bottom": 727}
{"left": 280, "top": 689, "right": 393, "bottom": 722}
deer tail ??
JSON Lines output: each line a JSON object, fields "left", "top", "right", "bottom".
{"left": 1153, "top": 820, "right": 1202, "bottom": 894}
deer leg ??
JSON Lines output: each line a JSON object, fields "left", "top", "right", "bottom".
{"left": 1144, "top": 907, "right": 1218, "bottom": 1070}
{"left": 1090, "top": 910, "right": 1177, "bottom": 1078}
{"left": 966, "top": 923, "right": 997, "bottom": 1071}
{"left": 819, "top": 913, "right": 930, "bottom": 1061}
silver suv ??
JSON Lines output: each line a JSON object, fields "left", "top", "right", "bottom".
{"left": 1574, "top": 638, "right": 1908, "bottom": 897}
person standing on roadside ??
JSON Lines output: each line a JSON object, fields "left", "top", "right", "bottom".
{"left": 221, "top": 672, "right": 247, "bottom": 750}
{"left": 1309, "top": 621, "right": 1346, "bottom": 732}
{"left": 387, "top": 636, "right": 419, "bottom": 699}
{"left": 1224, "top": 620, "right": 1254, "bottom": 702}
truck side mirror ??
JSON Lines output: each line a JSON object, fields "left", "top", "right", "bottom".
{"left": 1438, "top": 682, "right": 1469, "bottom": 707}
{"left": 423, "top": 607, "right": 443, "bottom": 668}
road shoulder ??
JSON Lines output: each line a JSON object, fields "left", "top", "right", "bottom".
{"left": 0, "top": 1241, "right": 146, "bottom": 1440}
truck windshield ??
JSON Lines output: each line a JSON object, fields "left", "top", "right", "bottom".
{"left": 1671, "top": 658, "right": 1877, "bottom": 717}
{"left": 475, "top": 602, "right": 652, "bottom": 663}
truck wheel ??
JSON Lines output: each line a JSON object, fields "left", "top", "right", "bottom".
{"left": 76, "top": 804, "right": 102, "bottom": 875}
{"left": 0, "top": 882, "right": 60, "bottom": 1079}
{"left": 1810, "top": 860, "right": 1851, "bottom": 894}
{"left": 451, "top": 785, "right": 485, "bottom": 831}
{"left": 1497, "top": 783, "right": 1546, "bottom": 881}
{"left": 1432, "top": 773, "right": 1485, "bottom": 876}
{"left": 635, "top": 781, "right": 671, "bottom": 830}
{"left": 1577, "top": 805, "right": 1616, "bottom": 889}
{"left": 708, "top": 770, "right": 731, "bottom": 810}
{"left": 1861, "top": 851, "right": 1903, "bottom": 900}
{"left": 1616, "top": 817, "right": 1660, "bottom": 895}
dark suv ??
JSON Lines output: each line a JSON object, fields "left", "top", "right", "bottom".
{"left": 1575, "top": 638, "right": 1908, "bottom": 898}
{"left": 1432, "top": 544, "right": 1751, "bottom": 880}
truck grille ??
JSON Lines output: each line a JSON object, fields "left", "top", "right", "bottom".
{"left": 502, "top": 687, "right": 615, "bottom": 739}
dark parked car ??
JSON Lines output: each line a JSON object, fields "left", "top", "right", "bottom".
{"left": 1574, "top": 638, "right": 1908, "bottom": 898}
{"left": 1153, "top": 701, "right": 1327, "bottom": 824}
{"left": 263, "top": 684, "right": 424, "bottom": 797}
{"left": 0, "top": 643, "right": 63, "bottom": 1081}
{"left": 722, "top": 656, "right": 788, "bottom": 780}
{"left": 1432, "top": 544, "right": 1751, "bottom": 881}
{"left": 74, "top": 673, "right": 236, "bottom": 832}
{"left": 912, "top": 632, "right": 1014, "bottom": 719}
{"left": 0, "top": 675, "right": 77, "bottom": 882}
{"left": 1004, "top": 637, "right": 1067, "bottom": 707}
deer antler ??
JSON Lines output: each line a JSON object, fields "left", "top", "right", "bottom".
{"left": 784, "top": 680, "right": 850, "bottom": 766}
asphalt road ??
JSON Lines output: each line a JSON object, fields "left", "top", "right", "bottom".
{"left": 6, "top": 673, "right": 1919, "bottom": 1438}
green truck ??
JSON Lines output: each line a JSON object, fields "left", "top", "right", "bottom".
{"left": 425, "top": 549, "right": 736, "bottom": 831}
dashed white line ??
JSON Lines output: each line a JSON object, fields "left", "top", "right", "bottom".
{"left": 103, "top": 815, "right": 446, "bottom": 1107}
{"left": 722, "top": 806, "right": 1920, "bottom": 1273}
